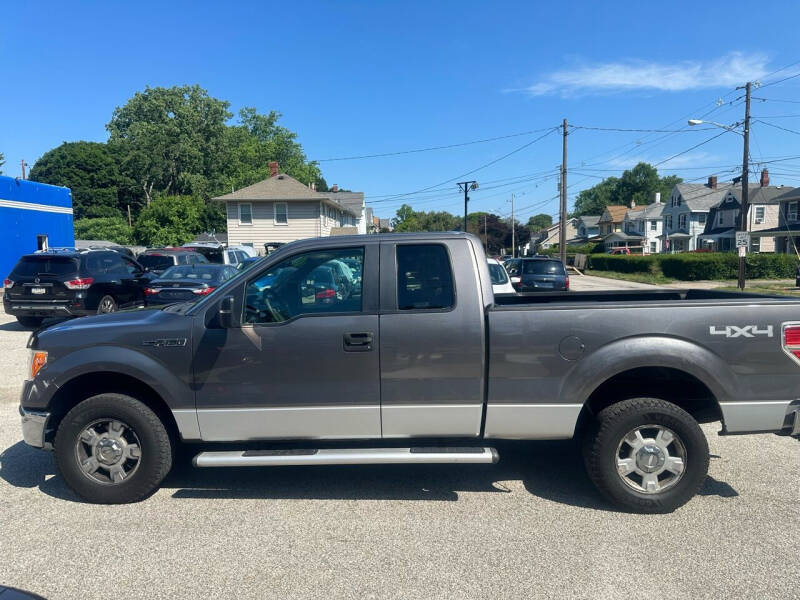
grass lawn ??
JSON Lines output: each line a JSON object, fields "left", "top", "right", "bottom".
{"left": 584, "top": 269, "right": 675, "bottom": 285}
{"left": 718, "top": 282, "right": 800, "bottom": 297}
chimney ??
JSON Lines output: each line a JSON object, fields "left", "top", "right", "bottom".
{"left": 707, "top": 176, "right": 717, "bottom": 189}
{"left": 654, "top": 192, "right": 661, "bottom": 204}
{"left": 269, "top": 161, "right": 279, "bottom": 177}
{"left": 761, "top": 168, "right": 770, "bottom": 187}
{"left": 331, "top": 184, "right": 339, "bottom": 193}
{"left": 630, "top": 199, "right": 636, "bottom": 209}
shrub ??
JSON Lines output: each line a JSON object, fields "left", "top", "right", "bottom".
{"left": 659, "top": 253, "right": 738, "bottom": 280}
{"left": 586, "top": 254, "right": 656, "bottom": 273}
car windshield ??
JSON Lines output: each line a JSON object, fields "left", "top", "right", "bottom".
{"left": 488, "top": 263, "right": 509, "bottom": 285}
{"left": 157, "top": 265, "right": 234, "bottom": 283}
{"left": 138, "top": 255, "right": 176, "bottom": 271}
{"left": 11, "top": 256, "right": 78, "bottom": 277}
{"left": 523, "top": 260, "right": 564, "bottom": 275}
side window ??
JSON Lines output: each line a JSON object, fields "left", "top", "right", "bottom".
{"left": 243, "top": 247, "right": 364, "bottom": 324}
{"left": 235, "top": 250, "right": 248, "bottom": 262}
{"left": 121, "top": 257, "right": 141, "bottom": 275}
{"left": 396, "top": 244, "right": 454, "bottom": 311}
{"left": 103, "top": 253, "right": 128, "bottom": 276}
{"left": 227, "top": 251, "right": 238, "bottom": 264}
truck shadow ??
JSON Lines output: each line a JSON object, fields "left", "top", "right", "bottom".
{"left": 0, "top": 439, "right": 739, "bottom": 508}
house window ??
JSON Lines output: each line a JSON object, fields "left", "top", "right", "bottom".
{"left": 650, "top": 241, "right": 657, "bottom": 253}
{"left": 665, "top": 215, "right": 673, "bottom": 229}
{"left": 650, "top": 220, "right": 657, "bottom": 231}
{"left": 698, "top": 213, "right": 706, "bottom": 225}
{"left": 238, "top": 203, "right": 253, "bottom": 225}
{"left": 788, "top": 202, "right": 798, "bottom": 221}
{"left": 638, "top": 220, "right": 644, "bottom": 232}
{"left": 718, "top": 212, "right": 724, "bottom": 226}
{"left": 679, "top": 214, "right": 687, "bottom": 229}
{"left": 754, "top": 206, "right": 765, "bottom": 225}
{"left": 274, "top": 202, "right": 288, "bottom": 225}
{"left": 751, "top": 237, "right": 761, "bottom": 253}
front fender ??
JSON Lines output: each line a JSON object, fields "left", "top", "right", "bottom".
{"left": 560, "top": 335, "right": 736, "bottom": 408}
{"left": 23, "top": 345, "right": 193, "bottom": 412}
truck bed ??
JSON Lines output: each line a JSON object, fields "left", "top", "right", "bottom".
{"left": 492, "top": 288, "right": 791, "bottom": 307}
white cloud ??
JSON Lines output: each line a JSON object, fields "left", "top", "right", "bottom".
{"left": 521, "top": 52, "right": 769, "bottom": 96}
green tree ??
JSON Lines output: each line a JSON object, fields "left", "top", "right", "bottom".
{"left": 132, "top": 195, "right": 205, "bottom": 246}
{"left": 28, "top": 142, "right": 121, "bottom": 219}
{"left": 74, "top": 217, "right": 133, "bottom": 244}
{"left": 573, "top": 176, "right": 620, "bottom": 217}
{"left": 527, "top": 213, "right": 553, "bottom": 232}
{"left": 107, "top": 85, "right": 233, "bottom": 206}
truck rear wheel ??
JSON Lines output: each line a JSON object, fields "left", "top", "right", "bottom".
{"left": 54, "top": 394, "right": 172, "bottom": 504}
{"left": 583, "top": 397, "right": 709, "bottom": 513}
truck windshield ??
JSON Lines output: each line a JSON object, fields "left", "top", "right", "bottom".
{"left": 11, "top": 256, "right": 78, "bottom": 277}
{"left": 523, "top": 260, "right": 564, "bottom": 275}
{"left": 138, "top": 255, "right": 175, "bottom": 271}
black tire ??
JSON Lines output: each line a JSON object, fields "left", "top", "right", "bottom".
{"left": 16, "top": 316, "right": 44, "bottom": 328}
{"left": 96, "top": 295, "right": 118, "bottom": 314}
{"left": 54, "top": 394, "right": 172, "bottom": 504}
{"left": 583, "top": 397, "right": 709, "bottom": 513}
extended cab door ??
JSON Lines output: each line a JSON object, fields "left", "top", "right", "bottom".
{"left": 193, "top": 243, "right": 381, "bottom": 441}
{"left": 378, "top": 239, "right": 486, "bottom": 438}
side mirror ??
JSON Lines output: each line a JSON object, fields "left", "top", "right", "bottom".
{"left": 218, "top": 295, "right": 235, "bottom": 328}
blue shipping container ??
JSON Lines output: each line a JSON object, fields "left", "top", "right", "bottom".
{"left": 0, "top": 176, "right": 74, "bottom": 279}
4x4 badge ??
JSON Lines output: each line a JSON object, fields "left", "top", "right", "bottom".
{"left": 709, "top": 325, "right": 773, "bottom": 338}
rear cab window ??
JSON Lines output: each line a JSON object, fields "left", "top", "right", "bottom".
{"left": 396, "top": 244, "right": 454, "bottom": 310}
{"left": 523, "top": 260, "right": 565, "bottom": 275}
{"left": 11, "top": 256, "right": 78, "bottom": 277}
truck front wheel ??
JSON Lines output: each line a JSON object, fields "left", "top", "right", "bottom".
{"left": 583, "top": 397, "right": 709, "bottom": 513}
{"left": 54, "top": 394, "right": 173, "bottom": 504}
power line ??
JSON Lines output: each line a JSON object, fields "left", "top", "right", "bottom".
{"left": 313, "top": 127, "right": 559, "bottom": 162}
{"left": 752, "top": 96, "right": 800, "bottom": 105}
{"left": 752, "top": 114, "right": 800, "bottom": 119}
{"left": 570, "top": 125, "right": 717, "bottom": 133}
{"left": 755, "top": 119, "right": 800, "bottom": 136}
{"left": 758, "top": 71, "right": 800, "bottom": 89}
{"left": 652, "top": 129, "right": 731, "bottom": 167}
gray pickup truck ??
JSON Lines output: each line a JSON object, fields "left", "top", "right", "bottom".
{"left": 18, "top": 233, "right": 800, "bottom": 512}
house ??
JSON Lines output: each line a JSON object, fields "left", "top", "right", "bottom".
{"left": 531, "top": 218, "right": 578, "bottom": 251}
{"left": 750, "top": 184, "right": 800, "bottom": 254}
{"left": 598, "top": 205, "right": 629, "bottom": 250}
{"left": 212, "top": 162, "right": 361, "bottom": 251}
{"left": 693, "top": 170, "right": 783, "bottom": 252}
{"left": 327, "top": 185, "right": 367, "bottom": 234}
{"left": 573, "top": 215, "right": 601, "bottom": 243}
{"left": 661, "top": 177, "right": 731, "bottom": 252}
{"left": 0, "top": 176, "right": 74, "bottom": 279}
{"left": 605, "top": 200, "right": 664, "bottom": 253}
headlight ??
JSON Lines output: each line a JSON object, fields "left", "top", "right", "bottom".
{"left": 27, "top": 349, "right": 48, "bottom": 380}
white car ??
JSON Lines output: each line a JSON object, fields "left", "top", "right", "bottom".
{"left": 487, "top": 258, "right": 516, "bottom": 295}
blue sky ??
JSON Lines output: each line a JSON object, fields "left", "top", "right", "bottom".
{"left": 3, "top": 0, "right": 800, "bottom": 222}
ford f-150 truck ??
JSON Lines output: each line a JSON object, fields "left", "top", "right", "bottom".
{"left": 18, "top": 233, "right": 800, "bottom": 512}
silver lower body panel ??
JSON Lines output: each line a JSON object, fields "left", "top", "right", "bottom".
{"left": 719, "top": 400, "right": 795, "bottom": 433}
{"left": 483, "top": 403, "right": 583, "bottom": 440}
{"left": 193, "top": 447, "right": 499, "bottom": 467}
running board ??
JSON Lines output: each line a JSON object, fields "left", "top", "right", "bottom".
{"left": 193, "top": 446, "right": 499, "bottom": 467}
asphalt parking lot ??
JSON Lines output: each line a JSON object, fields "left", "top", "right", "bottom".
{"left": 0, "top": 311, "right": 798, "bottom": 600}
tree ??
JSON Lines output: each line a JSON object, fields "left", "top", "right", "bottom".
{"left": 571, "top": 163, "right": 683, "bottom": 217}
{"left": 28, "top": 142, "right": 121, "bottom": 219}
{"left": 74, "top": 217, "right": 133, "bottom": 244}
{"left": 107, "top": 85, "right": 233, "bottom": 206}
{"left": 0, "top": 151, "right": 4, "bottom": 174}
{"left": 527, "top": 213, "right": 553, "bottom": 232}
{"left": 132, "top": 195, "right": 205, "bottom": 246}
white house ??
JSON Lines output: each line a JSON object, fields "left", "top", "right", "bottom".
{"left": 661, "top": 178, "right": 729, "bottom": 252}
{"left": 622, "top": 201, "right": 664, "bottom": 254}
{"left": 213, "top": 163, "right": 362, "bottom": 252}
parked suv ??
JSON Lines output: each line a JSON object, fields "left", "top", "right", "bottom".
{"left": 3, "top": 249, "right": 154, "bottom": 327}
{"left": 137, "top": 249, "right": 209, "bottom": 275}
{"left": 505, "top": 257, "right": 568, "bottom": 292}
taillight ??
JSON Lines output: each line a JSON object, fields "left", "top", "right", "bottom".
{"left": 64, "top": 277, "right": 93, "bottom": 290}
{"left": 316, "top": 289, "right": 336, "bottom": 299}
{"left": 565, "top": 275, "right": 570, "bottom": 290}
{"left": 782, "top": 323, "right": 800, "bottom": 364}
{"left": 144, "top": 288, "right": 159, "bottom": 296}
{"left": 3, "top": 278, "right": 13, "bottom": 289}
{"left": 192, "top": 287, "right": 216, "bottom": 296}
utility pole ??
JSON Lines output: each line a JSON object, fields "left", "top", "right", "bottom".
{"left": 20, "top": 159, "right": 28, "bottom": 180}
{"left": 511, "top": 193, "right": 516, "bottom": 257}
{"left": 737, "top": 82, "right": 752, "bottom": 291}
{"left": 457, "top": 181, "right": 478, "bottom": 233}
{"left": 559, "top": 118, "right": 568, "bottom": 265}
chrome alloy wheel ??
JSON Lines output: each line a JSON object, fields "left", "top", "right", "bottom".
{"left": 97, "top": 296, "right": 116, "bottom": 314}
{"left": 615, "top": 425, "right": 686, "bottom": 494}
{"left": 75, "top": 419, "right": 141, "bottom": 485}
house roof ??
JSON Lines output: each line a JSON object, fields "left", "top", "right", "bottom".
{"left": 598, "top": 205, "right": 628, "bottom": 223}
{"left": 212, "top": 173, "right": 359, "bottom": 216}
{"left": 577, "top": 215, "right": 601, "bottom": 227}
{"left": 772, "top": 186, "right": 800, "bottom": 203}
{"left": 328, "top": 191, "right": 365, "bottom": 217}
{"left": 627, "top": 202, "right": 664, "bottom": 220}
{"left": 674, "top": 183, "right": 734, "bottom": 211}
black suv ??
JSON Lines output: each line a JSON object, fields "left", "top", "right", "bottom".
{"left": 3, "top": 249, "right": 154, "bottom": 328}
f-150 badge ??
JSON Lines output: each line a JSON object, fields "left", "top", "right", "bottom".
{"left": 709, "top": 325, "right": 773, "bottom": 338}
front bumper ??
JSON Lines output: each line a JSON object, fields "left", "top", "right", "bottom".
{"left": 19, "top": 405, "right": 51, "bottom": 449}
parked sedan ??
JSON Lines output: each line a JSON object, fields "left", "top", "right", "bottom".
{"left": 144, "top": 264, "right": 239, "bottom": 305}
{"left": 518, "top": 258, "right": 569, "bottom": 292}
{"left": 487, "top": 258, "right": 515, "bottom": 295}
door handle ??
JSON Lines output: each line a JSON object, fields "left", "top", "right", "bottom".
{"left": 343, "top": 332, "right": 374, "bottom": 352}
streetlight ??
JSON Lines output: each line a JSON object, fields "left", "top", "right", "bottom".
{"left": 687, "top": 119, "right": 743, "bottom": 135}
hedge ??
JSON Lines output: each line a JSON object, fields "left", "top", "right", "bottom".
{"left": 586, "top": 252, "right": 799, "bottom": 280}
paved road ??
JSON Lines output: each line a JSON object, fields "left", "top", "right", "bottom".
{"left": 0, "top": 312, "right": 798, "bottom": 600}
{"left": 569, "top": 273, "right": 661, "bottom": 291}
